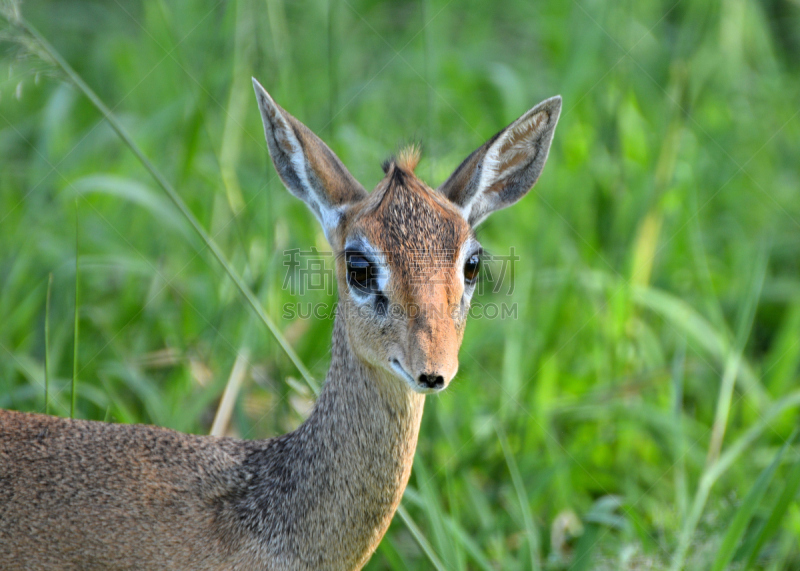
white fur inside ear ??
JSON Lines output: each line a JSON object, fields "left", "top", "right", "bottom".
{"left": 462, "top": 108, "right": 548, "bottom": 224}
{"left": 273, "top": 116, "right": 307, "bottom": 184}
{"left": 475, "top": 146, "right": 501, "bottom": 200}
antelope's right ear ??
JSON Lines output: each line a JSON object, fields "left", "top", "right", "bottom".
{"left": 252, "top": 78, "right": 367, "bottom": 238}
{"left": 439, "top": 96, "right": 561, "bottom": 227}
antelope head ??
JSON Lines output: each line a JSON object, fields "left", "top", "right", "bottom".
{"left": 253, "top": 79, "right": 560, "bottom": 394}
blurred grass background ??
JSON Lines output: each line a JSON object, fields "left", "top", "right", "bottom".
{"left": 2, "top": 0, "right": 800, "bottom": 569}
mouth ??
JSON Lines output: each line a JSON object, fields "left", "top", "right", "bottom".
{"left": 389, "top": 359, "right": 444, "bottom": 395}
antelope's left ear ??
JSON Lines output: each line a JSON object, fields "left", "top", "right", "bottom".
{"left": 439, "top": 96, "right": 561, "bottom": 227}
{"left": 252, "top": 78, "right": 367, "bottom": 240}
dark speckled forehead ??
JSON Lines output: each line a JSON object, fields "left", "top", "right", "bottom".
{"left": 344, "top": 167, "right": 473, "bottom": 289}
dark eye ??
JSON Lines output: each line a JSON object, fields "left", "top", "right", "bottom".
{"left": 464, "top": 253, "right": 481, "bottom": 285}
{"left": 346, "top": 251, "right": 376, "bottom": 294}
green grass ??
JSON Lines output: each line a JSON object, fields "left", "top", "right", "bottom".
{"left": 2, "top": 0, "right": 800, "bottom": 569}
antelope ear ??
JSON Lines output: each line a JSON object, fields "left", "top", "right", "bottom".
{"left": 252, "top": 78, "right": 367, "bottom": 238}
{"left": 439, "top": 96, "right": 561, "bottom": 227}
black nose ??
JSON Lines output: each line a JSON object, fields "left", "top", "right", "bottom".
{"left": 418, "top": 373, "right": 445, "bottom": 389}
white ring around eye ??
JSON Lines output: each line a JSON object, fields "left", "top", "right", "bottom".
{"left": 343, "top": 238, "right": 390, "bottom": 305}
{"left": 457, "top": 238, "right": 482, "bottom": 299}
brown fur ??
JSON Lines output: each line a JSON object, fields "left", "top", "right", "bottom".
{"left": 0, "top": 80, "right": 560, "bottom": 570}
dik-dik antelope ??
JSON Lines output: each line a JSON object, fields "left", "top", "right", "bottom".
{"left": 0, "top": 78, "right": 561, "bottom": 570}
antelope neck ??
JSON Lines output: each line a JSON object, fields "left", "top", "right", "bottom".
{"left": 299, "top": 313, "right": 426, "bottom": 474}
{"left": 239, "top": 313, "right": 425, "bottom": 568}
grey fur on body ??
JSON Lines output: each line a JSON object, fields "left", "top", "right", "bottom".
{"left": 0, "top": 315, "right": 424, "bottom": 570}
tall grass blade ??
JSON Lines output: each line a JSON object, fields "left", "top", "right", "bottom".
{"left": 71, "top": 199, "right": 79, "bottom": 418}
{"left": 496, "top": 422, "right": 541, "bottom": 570}
{"left": 630, "top": 211, "right": 662, "bottom": 288}
{"left": 709, "top": 429, "right": 797, "bottom": 571}
{"left": 672, "top": 341, "right": 688, "bottom": 524}
{"left": 443, "top": 518, "right": 495, "bottom": 571}
{"left": 706, "top": 247, "right": 767, "bottom": 468}
{"left": 218, "top": 0, "right": 252, "bottom": 216}
{"left": 327, "top": 0, "right": 337, "bottom": 138}
{"left": 70, "top": 175, "right": 192, "bottom": 239}
{"left": 210, "top": 349, "right": 250, "bottom": 437}
{"left": 739, "top": 434, "right": 800, "bottom": 568}
{"left": 569, "top": 523, "right": 600, "bottom": 571}
{"left": 421, "top": 0, "right": 434, "bottom": 180}
{"left": 405, "top": 484, "right": 492, "bottom": 571}
{"left": 10, "top": 15, "right": 318, "bottom": 395}
{"left": 413, "top": 459, "right": 460, "bottom": 568}
{"left": 670, "top": 390, "right": 800, "bottom": 570}
{"left": 395, "top": 503, "right": 448, "bottom": 571}
{"left": 378, "top": 536, "right": 412, "bottom": 569}
{"left": 44, "top": 272, "right": 53, "bottom": 415}
{"left": 632, "top": 285, "right": 768, "bottom": 408}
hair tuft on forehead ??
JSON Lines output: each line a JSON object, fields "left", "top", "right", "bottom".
{"left": 397, "top": 144, "right": 421, "bottom": 173}
{"left": 381, "top": 144, "right": 421, "bottom": 175}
